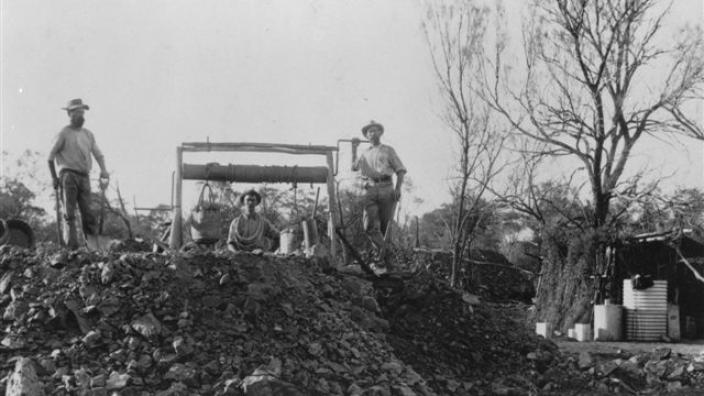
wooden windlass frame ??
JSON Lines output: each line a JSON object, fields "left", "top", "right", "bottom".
{"left": 169, "top": 142, "right": 340, "bottom": 263}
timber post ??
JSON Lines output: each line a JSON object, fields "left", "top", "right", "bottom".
{"left": 326, "top": 151, "right": 339, "bottom": 266}
{"left": 169, "top": 146, "right": 183, "bottom": 249}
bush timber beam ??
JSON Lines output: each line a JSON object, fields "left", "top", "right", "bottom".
{"left": 182, "top": 164, "right": 329, "bottom": 184}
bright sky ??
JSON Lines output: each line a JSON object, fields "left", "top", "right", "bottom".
{"left": 1, "top": 0, "right": 703, "bottom": 219}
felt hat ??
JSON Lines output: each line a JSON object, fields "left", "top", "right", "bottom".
{"left": 62, "top": 98, "right": 90, "bottom": 111}
{"left": 361, "top": 120, "right": 384, "bottom": 137}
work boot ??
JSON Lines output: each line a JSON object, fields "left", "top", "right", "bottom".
{"left": 370, "top": 264, "right": 388, "bottom": 276}
{"left": 367, "top": 249, "right": 388, "bottom": 275}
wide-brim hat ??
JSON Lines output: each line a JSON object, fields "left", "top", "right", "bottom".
{"left": 239, "top": 189, "right": 262, "bottom": 205}
{"left": 62, "top": 98, "right": 90, "bottom": 111}
{"left": 361, "top": 120, "right": 384, "bottom": 137}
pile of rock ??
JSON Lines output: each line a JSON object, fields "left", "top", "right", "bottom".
{"left": 0, "top": 245, "right": 434, "bottom": 395}
{"left": 376, "top": 270, "right": 581, "bottom": 395}
{"left": 411, "top": 250, "right": 535, "bottom": 303}
{"left": 0, "top": 243, "right": 594, "bottom": 395}
{"left": 572, "top": 347, "right": 704, "bottom": 394}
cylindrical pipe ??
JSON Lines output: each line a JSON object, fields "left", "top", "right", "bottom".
{"left": 326, "top": 152, "right": 338, "bottom": 266}
{"left": 182, "top": 163, "right": 329, "bottom": 184}
{"left": 169, "top": 146, "right": 183, "bottom": 249}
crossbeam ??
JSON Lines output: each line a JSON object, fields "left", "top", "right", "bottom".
{"left": 181, "top": 142, "right": 338, "bottom": 155}
{"left": 182, "top": 163, "right": 329, "bottom": 184}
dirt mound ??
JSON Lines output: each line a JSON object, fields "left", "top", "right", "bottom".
{"left": 412, "top": 250, "right": 535, "bottom": 302}
{"left": 374, "top": 270, "right": 572, "bottom": 394}
{"left": 0, "top": 245, "right": 433, "bottom": 395}
{"left": 0, "top": 243, "right": 584, "bottom": 395}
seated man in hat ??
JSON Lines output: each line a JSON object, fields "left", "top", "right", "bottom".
{"left": 227, "top": 189, "right": 280, "bottom": 253}
{"left": 351, "top": 120, "right": 406, "bottom": 271}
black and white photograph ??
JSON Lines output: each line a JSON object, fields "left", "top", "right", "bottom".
{"left": 1, "top": 0, "right": 704, "bottom": 394}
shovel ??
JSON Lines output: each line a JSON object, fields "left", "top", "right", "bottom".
{"left": 87, "top": 177, "right": 109, "bottom": 251}
{"left": 54, "top": 185, "right": 64, "bottom": 246}
{"left": 383, "top": 199, "right": 399, "bottom": 243}
{"left": 98, "top": 177, "right": 108, "bottom": 234}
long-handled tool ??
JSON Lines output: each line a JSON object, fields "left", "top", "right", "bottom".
{"left": 383, "top": 199, "right": 400, "bottom": 243}
{"left": 87, "top": 177, "right": 110, "bottom": 251}
{"left": 98, "top": 177, "right": 109, "bottom": 235}
{"left": 54, "top": 185, "right": 64, "bottom": 246}
{"left": 335, "top": 226, "right": 376, "bottom": 277}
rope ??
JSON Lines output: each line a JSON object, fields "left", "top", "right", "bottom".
{"left": 232, "top": 215, "right": 266, "bottom": 244}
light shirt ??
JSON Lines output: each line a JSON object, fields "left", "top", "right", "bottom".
{"left": 48, "top": 126, "right": 104, "bottom": 174}
{"left": 227, "top": 212, "right": 278, "bottom": 250}
{"left": 353, "top": 143, "right": 406, "bottom": 179}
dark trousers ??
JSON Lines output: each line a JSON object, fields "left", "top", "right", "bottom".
{"left": 61, "top": 170, "right": 95, "bottom": 248}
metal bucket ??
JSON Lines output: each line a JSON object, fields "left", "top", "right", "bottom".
{"left": 279, "top": 228, "right": 297, "bottom": 254}
{"left": 535, "top": 322, "right": 551, "bottom": 338}
{"left": 594, "top": 300, "right": 623, "bottom": 341}
{"left": 574, "top": 323, "right": 592, "bottom": 342}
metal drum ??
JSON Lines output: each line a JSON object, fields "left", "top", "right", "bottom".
{"left": 279, "top": 228, "right": 297, "bottom": 255}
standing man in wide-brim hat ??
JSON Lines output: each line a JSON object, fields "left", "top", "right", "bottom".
{"left": 48, "top": 98, "right": 110, "bottom": 250}
{"left": 351, "top": 120, "right": 406, "bottom": 271}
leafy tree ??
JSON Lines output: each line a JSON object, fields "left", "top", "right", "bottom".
{"left": 0, "top": 179, "right": 45, "bottom": 222}
{"left": 616, "top": 187, "right": 704, "bottom": 235}
{"left": 419, "top": 196, "right": 501, "bottom": 252}
{"left": 0, "top": 150, "right": 55, "bottom": 241}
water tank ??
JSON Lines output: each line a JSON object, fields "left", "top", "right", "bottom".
{"left": 623, "top": 279, "right": 668, "bottom": 341}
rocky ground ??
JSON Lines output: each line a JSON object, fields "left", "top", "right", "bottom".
{"left": 0, "top": 242, "right": 701, "bottom": 395}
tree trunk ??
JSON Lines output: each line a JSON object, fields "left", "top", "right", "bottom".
{"left": 535, "top": 228, "right": 597, "bottom": 332}
{"left": 450, "top": 244, "right": 461, "bottom": 288}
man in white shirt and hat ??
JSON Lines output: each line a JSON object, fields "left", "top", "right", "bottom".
{"left": 48, "top": 98, "right": 110, "bottom": 250}
{"left": 351, "top": 120, "right": 406, "bottom": 271}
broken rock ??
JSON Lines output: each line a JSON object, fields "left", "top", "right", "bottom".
{"left": 577, "top": 352, "right": 594, "bottom": 370}
{"left": 6, "top": 357, "right": 44, "bottom": 396}
{"left": 131, "top": 312, "right": 162, "bottom": 338}
{"left": 105, "top": 371, "right": 130, "bottom": 390}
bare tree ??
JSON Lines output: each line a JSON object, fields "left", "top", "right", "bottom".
{"left": 481, "top": 0, "right": 704, "bottom": 329}
{"left": 487, "top": 0, "right": 704, "bottom": 230}
{"left": 423, "top": 0, "right": 510, "bottom": 287}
